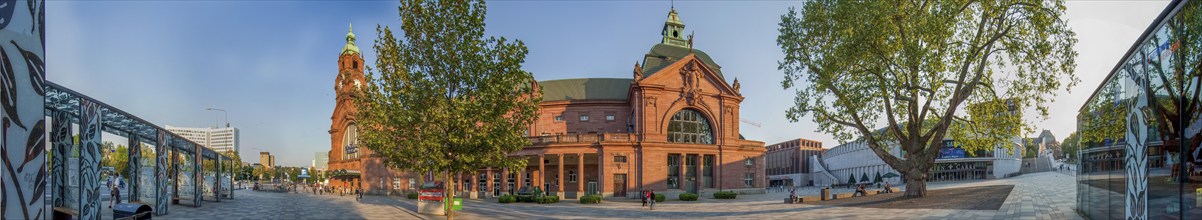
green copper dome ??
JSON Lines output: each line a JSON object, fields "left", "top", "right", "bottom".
{"left": 342, "top": 23, "right": 360, "bottom": 55}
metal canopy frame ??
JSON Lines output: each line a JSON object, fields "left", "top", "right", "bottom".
{"left": 44, "top": 81, "right": 230, "bottom": 161}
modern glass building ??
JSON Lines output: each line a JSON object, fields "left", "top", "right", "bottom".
{"left": 1076, "top": 0, "right": 1202, "bottom": 219}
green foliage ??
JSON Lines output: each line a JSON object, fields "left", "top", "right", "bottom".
{"left": 579, "top": 194, "right": 603, "bottom": 204}
{"left": 535, "top": 195, "right": 559, "bottom": 204}
{"left": 679, "top": 193, "right": 698, "bottom": 201}
{"left": 407, "top": 192, "right": 419, "bottom": 200}
{"left": 100, "top": 142, "right": 129, "bottom": 177}
{"left": 654, "top": 193, "right": 665, "bottom": 202}
{"left": 1060, "top": 132, "right": 1079, "bottom": 162}
{"left": 713, "top": 191, "right": 737, "bottom": 199}
{"left": 356, "top": 0, "right": 538, "bottom": 185}
{"left": 778, "top": 0, "right": 1077, "bottom": 197}
{"left": 498, "top": 195, "right": 516, "bottom": 203}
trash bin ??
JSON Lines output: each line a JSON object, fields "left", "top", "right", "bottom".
{"left": 820, "top": 187, "right": 831, "bottom": 201}
{"left": 113, "top": 203, "right": 152, "bottom": 220}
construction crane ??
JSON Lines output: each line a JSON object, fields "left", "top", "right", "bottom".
{"left": 740, "top": 118, "right": 761, "bottom": 128}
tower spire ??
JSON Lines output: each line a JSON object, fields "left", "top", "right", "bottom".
{"left": 342, "top": 23, "right": 360, "bottom": 55}
{"left": 660, "top": 6, "right": 687, "bottom": 47}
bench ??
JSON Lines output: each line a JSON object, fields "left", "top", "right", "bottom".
{"left": 52, "top": 207, "right": 78, "bottom": 220}
{"left": 832, "top": 192, "right": 855, "bottom": 199}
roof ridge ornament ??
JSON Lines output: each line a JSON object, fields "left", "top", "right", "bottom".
{"left": 634, "top": 62, "right": 644, "bottom": 79}
{"left": 688, "top": 31, "right": 694, "bottom": 50}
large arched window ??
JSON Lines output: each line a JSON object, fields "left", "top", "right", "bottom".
{"left": 344, "top": 124, "right": 359, "bottom": 160}
{"left": 667, "top": 109, "right": 714, "bottom": 144}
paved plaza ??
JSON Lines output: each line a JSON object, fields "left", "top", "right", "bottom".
{"left": 157, "top": 172, "right": 1079, "bottom": 219}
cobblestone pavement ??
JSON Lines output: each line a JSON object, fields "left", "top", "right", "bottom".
{"left": 161, "top": 189, "right": 424, "bottom": 220}
{"left": 440, "top": 171, "right": 1081, "bottom": 220}
{"left": 153, "top": 171, "right": 1079, "bottom": 219}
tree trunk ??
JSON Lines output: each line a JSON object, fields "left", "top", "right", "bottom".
{"left": 903, "top": 167, "right": 927, "bottom": 198}
{"left": 445, "top": 172, "right": 454, "bottom": 220}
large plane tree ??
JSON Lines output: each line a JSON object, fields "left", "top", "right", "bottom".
{"left": 777, "top": 0, "right": 1078, "bottom": 197}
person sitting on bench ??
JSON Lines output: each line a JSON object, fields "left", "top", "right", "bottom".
{"left": 789, "top": 188, "right": 798, "bottom": 202}
{"left": 853, "top": 184, "right": 868, "bottom": 196}
{"left": 883, "top": 182, "right": 894, "bottom": 193}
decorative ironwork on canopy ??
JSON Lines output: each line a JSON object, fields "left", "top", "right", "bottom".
{"left": 44, "top": 81, "right": 230, "bottom": 161}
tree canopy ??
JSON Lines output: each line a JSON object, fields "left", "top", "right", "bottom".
{"left": 778, "top": 0, "right": 1077, "bottom": 197}
{"left": 357, "top": 0, "right": 539, "bottom": 185}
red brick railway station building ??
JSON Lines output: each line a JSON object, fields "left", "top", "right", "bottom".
{"left": 328, "top": 8, "right": 766, "bottom": 200}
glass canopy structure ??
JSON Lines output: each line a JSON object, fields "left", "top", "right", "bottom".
{"left": 45, "top": 81, "right": 235, "bottom": 217}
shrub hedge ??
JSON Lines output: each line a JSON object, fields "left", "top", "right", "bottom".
{"left": 406, "top": 192, "right": 419, "bottom": 200}
{"left": 536, "top": 196, "right": 560, "bottom": 204}
{"left": 579, "top": 194, "right": 603, "bottom": 204}
{"left": 713, "top": 191, "right": 737, "bottom": 199}
{"left": 679, "top": 193, "right": 699, "bottom": 201}
{"left": 498, "top": 195, "right": 517, "bottom": 203}
{"left": 654, "top": 194, "right": 666, "bottom": 202}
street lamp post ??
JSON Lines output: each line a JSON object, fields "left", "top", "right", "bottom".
{"left": 206, "top": 108, "right": 228, "bottom": 127}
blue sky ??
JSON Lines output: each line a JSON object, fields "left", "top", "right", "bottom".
{"left": 49, "top": 1, "right": 1168, "bottom": 167}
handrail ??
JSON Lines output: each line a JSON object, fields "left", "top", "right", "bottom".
{"left": 526, "top": 133, "right": 638, "bottom": 145}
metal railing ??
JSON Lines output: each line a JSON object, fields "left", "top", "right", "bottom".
{"left": 526, "top": 133, "right": 638, "bottom": 145}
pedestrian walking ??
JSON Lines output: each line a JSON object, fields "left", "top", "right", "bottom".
{"left": 649, "top": 190, "right": 656, "bottom": 210}
{"left": 641, "top": 190, "right": 648, "bottom": 208}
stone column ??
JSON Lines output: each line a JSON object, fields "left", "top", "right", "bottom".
{"left": 597, "top": 150, "right": 605, "bottom": 197}
{"left": 500, "top": 168, "right": 509, "bottom": 195}
{"left": 470, "top": 171, "right": 479, "bottom": 199}
{"left": 128, "top": 135, "right": 142, "bottom": 202}
{"left": 538, "top": 154, "right": 545, "bottom": 196}
{"left": 577, "top": 153, "right": 584, "bottom": 197}
{"left": 517, "top": 164, "right": 526, "bottom": 192}
{"left": 78, "top": 98, "right": 103, "bottom": 220}
{"left": 486, "top": 168, "right": 494, "bottom": 197}
{"left": 557, "top": 154, "right": 564, "bottom": 198}
{"left": 678, "top": 156, "right": 685, "bottom": 190}
{"left": 50, "top": 110, "right": 71, "bottom": 214}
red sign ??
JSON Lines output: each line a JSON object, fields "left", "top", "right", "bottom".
{"left": 418, "top": 181, "right": 445, "bottom": 201}
{"left": 419, "top": 189, "right": 444, "bottom": 201}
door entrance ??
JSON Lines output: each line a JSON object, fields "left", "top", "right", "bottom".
{"left": 613, "top": 174, "right": 627, "bottom": 197}
{"left": 685, "top": 155, "right": 698, "bottom": 193}
{"left": 587, "top": 181, "right": 598, "bottom": 195}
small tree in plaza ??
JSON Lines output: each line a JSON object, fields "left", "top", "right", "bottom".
{"left": 356, "top": 0, "right": 539, "bottom": 218}
{"left": 777, "top": 0, "right": 1078, "bottom": 197}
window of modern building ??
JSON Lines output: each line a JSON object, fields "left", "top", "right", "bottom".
{"left": 614, "top": 155, "right": 627, "bottom": 163}
{"left": 667, "top": 109, "right": 714, "bottom": 144}
{"left": 668, "top": 154, "right": 681, "bottom": 189}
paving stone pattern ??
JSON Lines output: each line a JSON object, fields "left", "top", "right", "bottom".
{"left": 157, "top": 172, "right": 1080, "bottom": 219}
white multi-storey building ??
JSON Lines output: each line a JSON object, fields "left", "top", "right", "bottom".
{"left": 165, "top": 125, "right": 241, "bottom": 153}
{"left": 313, "top": 152, "right": 328, "bottom": 171}
{"left": 810, "top": 138, "right": 1022, "bottom": 187}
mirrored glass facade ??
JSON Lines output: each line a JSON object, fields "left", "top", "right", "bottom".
{"left": 1077, "top": 0, "right": 1202, "bottom": 219}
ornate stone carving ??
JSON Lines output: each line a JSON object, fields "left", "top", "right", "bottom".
{"left": 633, "top": 62, "right": 643, "bottom": 79}
{"left": 680, "top": 61, "right": 702, "bottom": 105}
